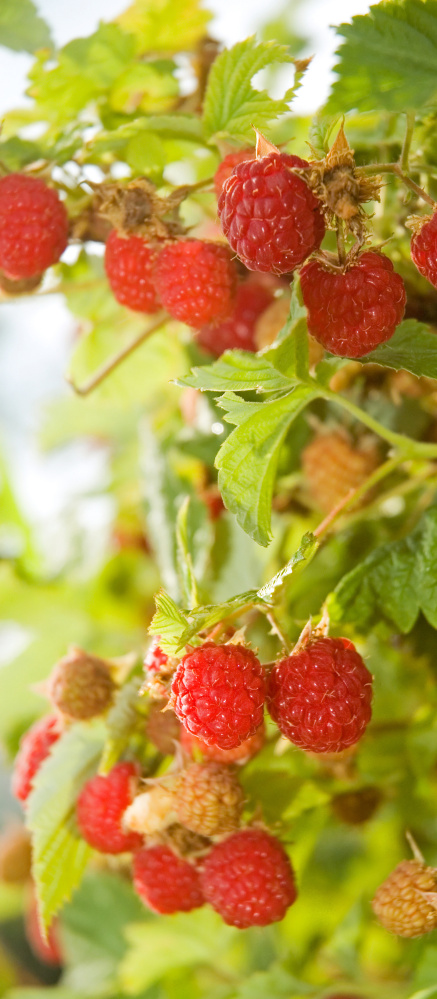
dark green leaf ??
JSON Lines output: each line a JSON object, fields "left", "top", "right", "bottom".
{"left": 327, "top": 0, "right": 437, "bottom": 114}
{"left": 363, "top": 319, "right": 437, "bottom": 378}
{"left": 0, "top": 0, "right": 52, "bottom": 53}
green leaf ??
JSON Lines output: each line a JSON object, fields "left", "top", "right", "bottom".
{"left": 262, "top": 282, "right": 310, "bottom": 380}
{"left": 362, "top": 319, "right": 437, "bottom": 378}
{"left": 0, "top": 0, "right": 53, "bottom": 53}
{"left": 234, "top": 965, "right": 313, "bottom": 998}
{"left": 149, "top": 589, "right": 190, "bottom": 654}
{"left": 179, "top": 350, "right": 294, "bottom": 393}
{"left": 216, "top": 386, "right": 316, "bottom": 546}
{"left": 328, "top": 505, "right": 437, "bottom": 633}
{"left": 203, "top": 36, "right": 295, "bottom": 143}
{"left": 141, "top": 422, "right": 185, "bottom": 600}
{"left": 99, "top": 675, "right": 143, "bottom": 774}
{"left": 257, "top": 532, "right": 319, "bottom": 600}
{"left": 26, "top": 723, "right": 105, "bottom": 931}
{"left": 176, "top": 497, "right": 200, "bottom": 609}
{"left": 326, "top": 0, "right": 437, "bottom": 114}
{"left": 116, "top": 0, "right": 211, "bottom": 54}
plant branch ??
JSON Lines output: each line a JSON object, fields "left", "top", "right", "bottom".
{"left": 66, "top": 312, "right": 167, "bottom": 396}
{"left": 360, "top": 160, "right": 436, "bottom": 208}
{"left": 266, "top": 610, "right": 293, "bottom": 652}
{"left": 399, "top": 111, "right": 415, "bottom": 172}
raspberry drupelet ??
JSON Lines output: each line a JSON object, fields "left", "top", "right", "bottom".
{"left": 300, "top": 251, "right": 406, "bottom": 357}
{"left": 214, "top": 149, "right": 255, "bottom": 198}
{"left": 154, "top": 240, "right": 238, "bottom": 328}
{"left": 218, "top": 152, "right": 325, "bottom": 274}
{"left": 76, "top": 761, "right": 143, "bottom": 854}
{"left": 104, "top": 231, "right": 161, "bottom": 313}
{"left": 174, "top": 762, "right": 244, "bottom": 837}
{"left": 12, "top": 715, "right": 62, "bottom": 804}
{"left": 181, "top": 722, "right": 265, "bottom": 764}
{"left": 171, "top": 642, "right": 266, "bottom": 751}
{"left": 201, "top": 828, "right": 297, "bottom": 928}
{"left": 267, "top": 637, "right": 373, "bottom": 753}
{"left": 133, "top": 844, "right": 204, "bottom": 914}
{"left": 0, "top": 174, "right": 68, "bottom": 279}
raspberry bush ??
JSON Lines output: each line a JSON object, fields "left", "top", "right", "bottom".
{"left": 3, "top": 1, "right": 437, "bottom": 997}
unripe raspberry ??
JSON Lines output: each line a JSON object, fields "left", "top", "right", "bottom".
{"left": 171, "top": 642, "right": 266, "bottom": 751}
{"left": 218, "top": 152, "right": 325, "bottom": 274}
{"left": 410, "top": 211, "right": 437, "bottom": 288}
{"left": 181, "top": 722, "right": 265, "bottom": 764}
{"left": 146, "top": 700, "right": 181, "bottom": 755}
{"left": 175, "top": 763, "right": 244, "bottom": 837}
{"left": 300, "top": 252, "right": 406, "bottom": 357}
{"left": 76, "top": 762, "right": 143, "bottom": 854}
{"left": 26, "top": 892, "right": 63, "bottom": 966}
{"left": 104, "top": 231, "right": 161, "bottom": 313}
{"left": 0, "top": 174, "right": 68, "bottom": 279}
{"left": 47, "top": 646, "right": 115, "bottom": 720}
{"left": 197, "top": 274, "right": 278, "bottom": 355}
{"left": 214, "top": 149, "right": 255, "bottom": 198}
{"left": 123, "top": 785, "right": 176, "bottom": 836}
{"left": 331, "top": 786, "right": 382, "bottom": 825}
{"left": 133, "top": 844, "right": 204, "bottom": 914}
{"left": 201, "top": 828, "right": 297, "bottom": 928}
{"left": 267, "top": 637, "right": 373, "bottom": 754}
{"left": 372, "top": 859, "right": 437, "bottom": 937}
{"left": 302, "top": 431, "right": 380, "bottom": 513}
{"left": 155, "top": 240, "right": 237, "bottom": 328}
{"left": 0, "top": 827, "right": 32, "bottom": 884}
{"left": 12, "top": 715, "right": 61, "bottom": 804}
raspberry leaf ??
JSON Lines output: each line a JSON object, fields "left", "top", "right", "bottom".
{"left": 326, "top": 0, "right": 437, "bottom": 114}
{"left": 179, "top": 351, "right": 294, "bottom": 393}
{"left": 361, "top": 319, "right": 437, "bottom": 379}
{"left": 216, "top": 387, "right": 317, "bottom": 546}
{"left": 202, "top": 37, "right": 295, "bottom": 143}
{"left": 115, "top": 0, "right": 211, "bottom": 55}
{"left": 0, "top": 0, "right": 53, "bottom": 53}
{"left": 257, "top": 532, "right": 319, "bottom": 600}
{"left": 149, "top": 590, "right": 191, "bottom": 654}
{"left": 328, "top": 505, "right": 437, "bottom": 632}
{"left": 26, "top": 722, "right": 105, "bottom": 932}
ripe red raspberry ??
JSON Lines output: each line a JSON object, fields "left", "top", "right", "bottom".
{"left": 302, "top": 430, "right": 380, "bottom": 513}
{"left": 0, "top": 174, "right": 68, "bottom": 279}
{"left": 181, "top": 723, "right": 265, "bottom": 764}
{"left": 26, "top": 892, "right": 63, "bottom": 966}
{"left": 197, "top": 274, "right": 278, "bottom": 355}
{"left": 201, "top": 828, "right": 297, "bottom": 928}
{"left": 410, "top": 211, "right": 437, "bottom": 287}
{"left": 47, "top": 646, "right": 115, "bottom": 720}
{"left": 267, "top": 637, "right": 372, "bottom": 753}
{"left": 214, "top": 149, "right": 255, "bottom": 198}
{"left": 300, "top": 252, "right": 406, "bottom": 357}
{"left": 171, "top": 642, "right": 266, "bottom": 751}
{"left": 104, "top": 231, "right": 161, "bottom": 313}
{"left": 218, "top": 153, "right": 325, "bottom": 274}
{"left": 144, "top": 636, "right": 168, "bottom": 674}
{"left": 133, "top": 844, "right": 204, "bottom": 914}
{"left": 155, "top": 240, "right": 237, "bottom": 328}
{"left": 12, "top": 715, "right": 61, "bottom": 804}
{"left": 372, "top": 859, "right": 437, "bottom": 937}
{"left": 76, "top": 761, "right": 143, "bottom": 854}
{"left": 175, "top": 762, "right": 244, "bottom": 836}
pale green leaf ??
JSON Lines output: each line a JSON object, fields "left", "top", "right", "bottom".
{"left": 116, "top": 0, "right": 211, "bottom": 54}
{"left": 257, "top": 532, "right": 319, "bottom": 600}
{"left": 0, "top": 0, "right": 53, "bottom": 53}
{"left": 362, "top": 319, "right": 437, "bottom": 378}
{"left": 149, "top": 589, "right": 190, "bottom": 654}
{"left": 203, "top": 36, "right": 295, "bottom": 142}
{"left": 215, "top": 386, "right": 317, "bottom": 545}
{"left": 26, "top": 723, "right": 105, "bottom": 931}
{"left": 179, "top": 350, "right": 294, "bottom": 393}
{"left": 327, "top": 0, "right": 437, "bottom": 114}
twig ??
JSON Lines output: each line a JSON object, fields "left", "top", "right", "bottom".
{"left": 66, "top": 312, "right": 167, "bottom": 396}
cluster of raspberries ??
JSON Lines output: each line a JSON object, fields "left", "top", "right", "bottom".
{"left": 12, "top": 634, "right": 375, "bottom": 931}
{"left": 13, "top": 141, "right": 437, "bottom": 358}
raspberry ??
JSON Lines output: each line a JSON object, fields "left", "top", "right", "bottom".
{"left": 201, "top": 828, "right": 297, "bottom": 928}
{"left": 171, "top": 642, "right": 266, "bottom": 751}
{"left": 197, "top": 274, "right": 278, "bottom": 355}
{"left": 300, "top": 252, "right": 406, "bottom": 357}
{"left": 267, "top": 637, "right": 373, "bottom": 753}
{"left": 12, "top": 715, "right": 61, "bottom": 804}
{"left": 47, "top": 646, "right": 115, "bottom": 720}
{"left": 133, "top": 844, "right": 204, "bottom": 914}
{"left": 26, "top": 892, "right": 63, "bottom": 966}
{"left": 175, "top": 762, "right": 244, "bottom": 837}
{"left": 331, "top": 786, "right": 382, "bottom": 825}
{"left": 146, "top": 700, "right": 181, "bottom": 755}
{"left": 214, "top": 149, "right": 255, "bottom": 197}
{"left": 76, "top": 761, "right": 143, "bottom": 854}
{"left": 410, "top": 211, "right": 437, "bottom": 287}
{"left": 302, "top": 431, "right": 380, "bottom": 513}
{"left": 372, "top": 859, "right": 437, "bottom": 937}
{"left": 218, "top": 153, "right": 325, "bottom": 274}
{"left": 104, "top": 231, "right": 161, "bottom": 313}
{"left": 144, "top": 636, "right": 168, "bottom": 674}
{"left": 181, "top": 723, "right": 265, "bottom": 764}
{"left": 155, "top": 240, "right": 237, "bottom": 328}
{"left": 0, "top": 174, "right": 68, "bottom": 279}
{"left": 123, "top": 786, "right": 176, "bottom": 836}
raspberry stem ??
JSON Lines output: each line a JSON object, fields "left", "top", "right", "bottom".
{"left": 66, "top": 312, "right": 167, "bottom": 396}
{"left": 360, "top": 161, "right": 436, "bottom": 209}
{"left": 399, "top": 111, "right": 415, "bottom": 172}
